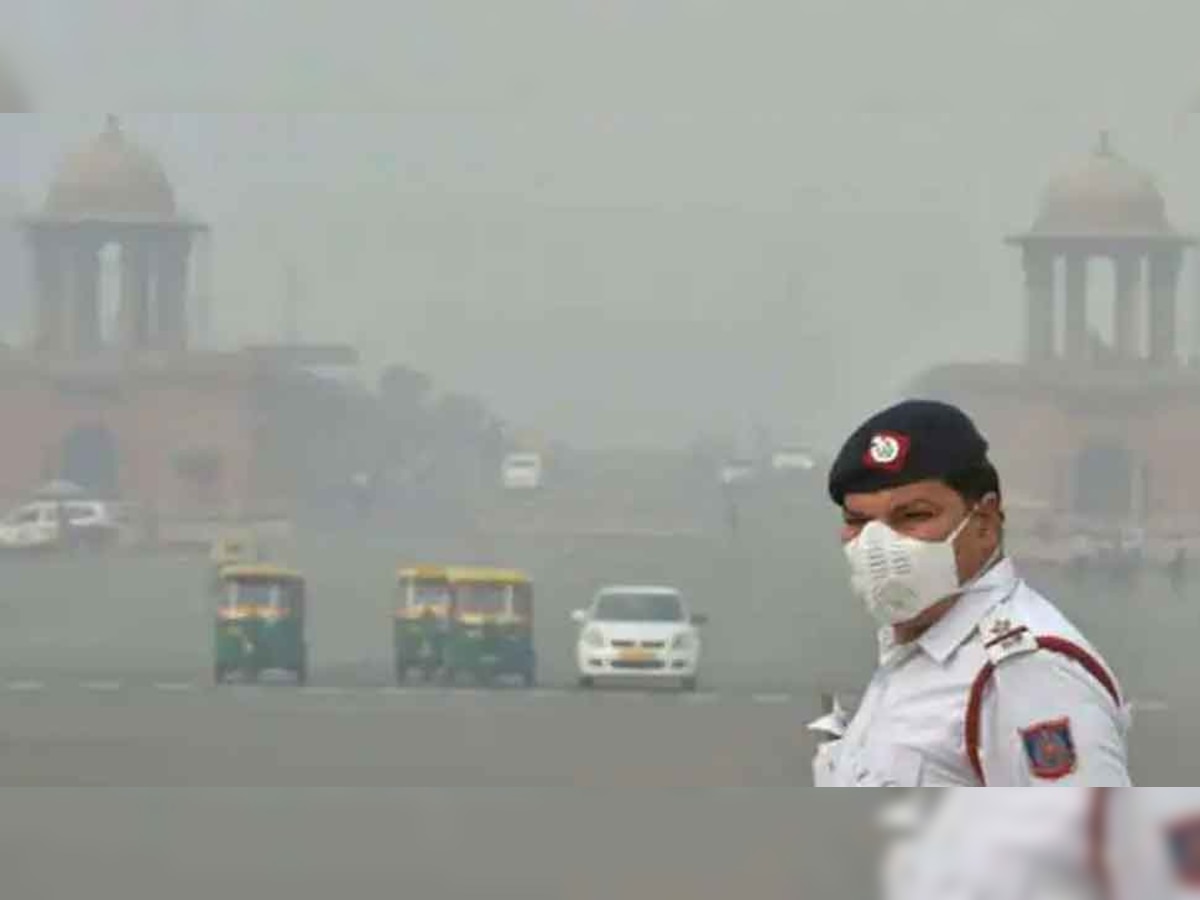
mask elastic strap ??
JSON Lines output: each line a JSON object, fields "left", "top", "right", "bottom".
{"left": 953, "top": 501, "right": 1003, "bottom": 593}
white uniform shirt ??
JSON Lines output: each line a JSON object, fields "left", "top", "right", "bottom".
{"left": 878, "top": 789, "right": 1200, "bottom": 900}
{"left": 880, "top": 790, "right": 1100, "bottom": 900}
{"left": 812, "top": 557, "right": 1132, "bottom": 786}
{"left": 1104, "top": 788, "right": 1200, "bottom": 900}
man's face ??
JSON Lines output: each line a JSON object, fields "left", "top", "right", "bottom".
{"left": 840, "top": 479, "right": 1001, "bottom": 585}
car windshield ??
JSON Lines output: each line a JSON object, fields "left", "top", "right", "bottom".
{"left": 593, "top": 592, "right": 683, "bottom": 623}
{"left": 64, "top": 503, "right": 97, "bottom": 522}
{"left": 406, "top": 579, "right": 451, "bottom": 609}
{"left": 455, "top": 582, "right": 510, "bottom": 615}
{"left": 225, "top": 581, "right": 283, "bottom": 609}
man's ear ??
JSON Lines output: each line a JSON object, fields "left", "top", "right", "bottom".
{"left": 978, "top": 493, "right": 1003, "bottom": 533}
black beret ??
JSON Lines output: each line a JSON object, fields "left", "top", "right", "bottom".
{"left": 827, "top": 399, "right": 990, "bottom": 505}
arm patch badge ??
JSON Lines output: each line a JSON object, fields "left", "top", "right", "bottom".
{"left": 1167, "top": 816, "right": 1200, "bottom": 888}
{"left": 1019, "top": 717, "right": 1076, "bottom": 780}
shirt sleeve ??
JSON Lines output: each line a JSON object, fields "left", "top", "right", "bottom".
{"left": 1103, "top": 787, "right": 1200, "bottom": 900}
{"left": 980, "top": 650, "right": 1132, "bottom": 787}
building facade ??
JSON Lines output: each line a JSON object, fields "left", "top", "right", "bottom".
{"left": 911, "top": 134, "right": 1200, "bottom": 544}
{"left": 0, "top": 115, "right": 352, "bottom": 517}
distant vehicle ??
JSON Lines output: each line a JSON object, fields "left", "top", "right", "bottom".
{"left": 770, "top": 446, "right": 817, "bottom": 473}
{"left": 572, "top": 585, "right": 707, "bottom": 691}
{"left": 208, "top": 531, "right": 262, "bottom": 594}
{"left": 213, "top": 564, "right": 308, "bottom": 685}
{"left": 502, "top": 452, "right": 543, "bottom": 491}
{"left": 0, "top": 499, "right": 120, "bottom": 551}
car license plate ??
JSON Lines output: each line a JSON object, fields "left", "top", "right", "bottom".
{"left": 618, "top": 648, "right": 653, "bottom": 662}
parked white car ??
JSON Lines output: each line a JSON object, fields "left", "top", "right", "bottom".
{"left": 0, "top": 500, "right": 121, "bottom": 551}
{"left": 572, "top": 585, "right": 707, "bottom": 691}
{"left": 502, "top": 452, "right": 543, "bottom": 491}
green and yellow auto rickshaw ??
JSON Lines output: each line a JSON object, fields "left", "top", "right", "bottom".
{"left": 392, "top": 566, "right": 453, "bottom": 683}
{"left": 213, "top": 564, "right": 308, "bottom": 685}
{"left": 442, "top": 567, "right": 536, "bottom": 687}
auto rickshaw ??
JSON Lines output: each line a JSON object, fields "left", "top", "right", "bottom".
{"left": 392, "top": 566, "right": 453, "bottom": 683}
{"left": 213, "top": 564, "right": 308, "bottom": 685}
{"left": 442, "top": 566, "right": 536, "bottom": 687}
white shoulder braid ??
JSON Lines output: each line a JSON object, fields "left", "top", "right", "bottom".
{"left": 977, "top": 606, "right": 1039, "bottom": 666}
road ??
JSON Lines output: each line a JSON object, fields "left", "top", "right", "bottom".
{"left": 0, "top": 524, "right": 1194, "bottom": 898}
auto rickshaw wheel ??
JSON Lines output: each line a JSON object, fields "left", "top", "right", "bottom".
{"left": 681, "top": 676, "right": 698, "bottom": 692}
{"left": 296, "top": 656, "right": 307, "bottom": 686}
{"left": 242, "top": 666, "right": 260, "bottom": 684}
{"left": 577, "top": 675, "right": 594, "bottom": 690}
{"left": 213, "top": 664, "right": 226, "bottom": 685}
{"left": 521, "top": 667, "right": 536, "bottom": 688}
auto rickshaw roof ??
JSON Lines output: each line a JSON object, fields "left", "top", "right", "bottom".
{"left": 445, "top": 566, "right": 532, "bottom": 585}
{"left": 218, "top": 563, "right": 304, "bottom": 582}
{"left": 396, "top": 565, "right": 452, "bottom": 581}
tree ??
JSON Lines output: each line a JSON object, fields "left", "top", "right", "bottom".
{"left": 379, "top": 364, "right": 432, "bottom": 410}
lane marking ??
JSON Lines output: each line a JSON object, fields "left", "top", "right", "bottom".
{"left": 153, "top": 682, "right": 198, "bottom": 692}
{"left": 6, "top": 680, "right": 44, "bottom": 692}
{"left": 81, "top": 680, "right": 122, "bottom": 692}
{"left": 527, "top": 688, "right": 568, "bottom": 699}
{"left": 1131, "top": 699, "right": 1170, "bottom": 713}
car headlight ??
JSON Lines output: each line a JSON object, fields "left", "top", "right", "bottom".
{"left": 671, "top": 631, "right": 694, "bottom": 651}
{"left": 582, "top": 628, "right": 606, "bottom": 648}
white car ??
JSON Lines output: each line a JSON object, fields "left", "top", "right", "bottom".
{"left": 501, "top": 452, "right": 543, "bottom": 491}
{"left": 0, "top": 500, "right": 121, "bottom": 551}
{"left": 572, "top": 585, "right": 707, "bottom": 691}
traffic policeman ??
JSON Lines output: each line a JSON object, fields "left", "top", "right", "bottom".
{"left": 811, "top": 399, "right": 1132, "bottom": 786}
{"left": 875, "top": 788, "right": 1200, "bottom": 898}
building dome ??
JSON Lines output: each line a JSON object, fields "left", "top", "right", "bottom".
{"left": 45, "top": 115, "right": 176, "bottom": 219}
{"left": 1030, "top": 133, "right": 1171, "bottom": 236}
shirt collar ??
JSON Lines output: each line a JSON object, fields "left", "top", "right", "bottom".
{"left": 876, "top": 556, "right": 1021, "bottom": 666}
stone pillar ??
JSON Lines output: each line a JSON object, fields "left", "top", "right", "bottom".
{"left": 28, "top": 230, "right": 66, "bottom": 354}
{"left": 154, "top": 234, "right": 191, "bottom": 351}
{"left": 69, "top": 238, "right": 101, "bottom": 355}
{"left": 119, "top": 238, "right": 151, "bottom": 351}
{"left": 1148, "top": 246, "right": 1182, "bottom": 365}
{"left": 1022, "top": 247, "right": 1055, "bottom": 363}
{"left": 192, "top": 231, "right": 211, "bottom": 348}
{"left": 1064, "top": 253, "right": 1089, "bottom": 362}
{"left": 1113, "top": 253, "right": 1139, "bottom": 361}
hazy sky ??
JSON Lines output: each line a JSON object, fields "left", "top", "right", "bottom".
{"left": 4, "top": 1, "right": 1200, "bottom": 451}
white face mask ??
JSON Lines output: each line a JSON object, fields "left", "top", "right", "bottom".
{"left": 843, "top": 511, "right": 976, "bottom": 627}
